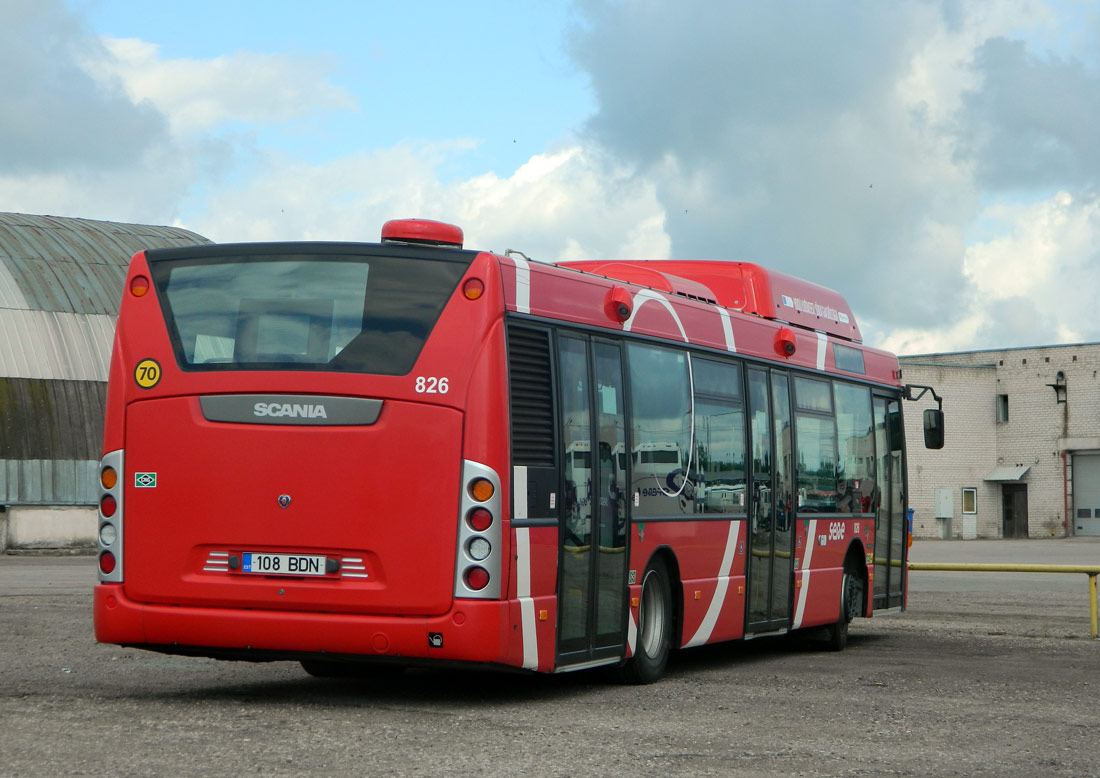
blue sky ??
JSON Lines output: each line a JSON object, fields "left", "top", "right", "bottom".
{"left": 5, "top": 0, "right": 1100, "bottom": 355}
{"left": 73, "top": 0, "right": 593, "bottom": 177}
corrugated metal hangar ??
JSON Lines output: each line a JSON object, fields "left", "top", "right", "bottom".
{"left": 0, "top": 212, "right": 210, "bottom": 550}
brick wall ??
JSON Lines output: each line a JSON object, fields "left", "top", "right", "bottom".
{"left": 900, "top": 343, "right": 1100, "bottom": 539}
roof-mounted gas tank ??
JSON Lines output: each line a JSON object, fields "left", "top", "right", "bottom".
{"left": 381, "top": 218, "right": 464, "bottom": 248}
{"left": 561, "top": 258, "right": 861, "bottom": 342}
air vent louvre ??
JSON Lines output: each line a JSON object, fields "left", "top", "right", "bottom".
{"left": 507, "top": 327, "right": 555, "bottom": 467}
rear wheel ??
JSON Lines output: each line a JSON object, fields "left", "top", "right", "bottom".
{"left": 616, "top": 558, "right": 673, "bottom": 684}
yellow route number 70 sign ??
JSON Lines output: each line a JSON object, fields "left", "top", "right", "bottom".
{"left": 134, "top": 358, "right": 162, "bottom": 389}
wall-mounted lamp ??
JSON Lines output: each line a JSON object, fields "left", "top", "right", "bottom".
{"left": 1046, "top": 371, "right": 1067, "bottom": 403}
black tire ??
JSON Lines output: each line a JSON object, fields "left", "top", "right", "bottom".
{"left": 300, "top": 659, "right": 405, "bottom": 679}
{"left": 616, "top": 558, "right": 673, "bottom": 684}
{"left": 825, "top": 565, "right": 864, "bottom": 652}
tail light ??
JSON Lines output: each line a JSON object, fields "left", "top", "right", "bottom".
{"left": 97, "top": 450, "right": 124, "bottom": 583}
{"left": 465, "top": 567, "right": 490, "bottom": 591}
{"left": 454, "top": 461, "right": 502, "bottom": 599}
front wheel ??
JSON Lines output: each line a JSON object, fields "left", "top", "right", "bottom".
{"left": 616, "top": 558, "right": 673, "bottom": 684}
{"left": 825, "top": 566, "right": 864, "bottom": 651}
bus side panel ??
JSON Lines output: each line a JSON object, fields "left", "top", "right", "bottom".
{"left": 679, "top": 519, "right": 748, "bottom": 646}
{"left": 793, "top": 518, "right": 871, "bottom": 629}
{"left": 506, "top": 525, "right": 558, "bottom": 673}
{"left": 628, "top": 519, "right": 748, "bottom": 649}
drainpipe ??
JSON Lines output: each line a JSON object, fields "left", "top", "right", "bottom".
{"left": 1063, "top": 452, "right": 1070, "bottom": 535}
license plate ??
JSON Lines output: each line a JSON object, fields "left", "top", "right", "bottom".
{"left": 241, "top": 552, "right": 327, "bottom": 577}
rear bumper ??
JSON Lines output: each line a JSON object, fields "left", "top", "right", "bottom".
{"left": 94, "top": 583, "right": 516, "bottom": 667}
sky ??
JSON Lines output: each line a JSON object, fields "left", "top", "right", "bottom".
{"left": 4, "top": 0, "right": 1100, "bottom": 356}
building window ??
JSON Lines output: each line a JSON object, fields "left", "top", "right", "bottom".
{"left": 962, "top": 488, "right": 977, "bottom": 514}
{"left": 996, "top": 394, "right": 1009, "bottom": 423}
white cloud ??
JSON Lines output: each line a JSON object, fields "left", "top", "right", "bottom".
{"left": 9, "top": 0, "right": 1100, "bottom": 359}
{"left": 568, "top": 0, "right": 1100, "bottom": 351}
{"left": 876, "top": 190, "right": 1100, "bottom": 353}
{"left": 190, "top": 143, "right": 670, "bottom": 262}
{"left": 86, "top": 38, "right": 357, "bottom": 135}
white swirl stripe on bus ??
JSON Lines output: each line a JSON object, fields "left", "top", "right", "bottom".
{"left": 627, "top": 610, "right": 638, "bottom": 657}
{"left": 793, "top": 519, "right": 818, "bottom": 629}
{"left": 718, "top": 307, "right": 737, "bottom": 352}
{"left": 684, "top": 520, "right": 743, "bottom": 647}
{"left": 816, "top": 331, "right": 828, "bottom": 371}
{"left": 623, "top": 289, "right": 689, "bottom": 342}
{"left": 515, "top": 526, "right": 539, "bottom": 670}
{"left": 511, "top": 256, "right": 531, "bottom": 314}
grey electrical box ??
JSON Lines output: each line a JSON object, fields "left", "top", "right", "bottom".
{"left": 934, "top": 488, "right": 954, "bottom": 519}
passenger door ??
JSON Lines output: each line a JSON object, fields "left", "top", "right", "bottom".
{"left": 745, "top": 368, "right": 795, "bottom": 634}
{"left": 556, "top": 336, "right": 629, "bottom": 666}
{"left": 872, "top": 396, "right": 906, "bottom": 609}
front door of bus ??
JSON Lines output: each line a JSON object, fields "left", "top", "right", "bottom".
{"left": 557, "top": 336, "right": 629, "bottom": 666}
{"left": 872, "top": 396, "right": 906, "bottom": 609}
{"left": 745, "top": 368, "right": 795, "bottom": 634}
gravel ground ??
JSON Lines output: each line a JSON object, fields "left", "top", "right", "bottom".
{"left": 1, "top": 551, "right": 1098, "bottom": 777}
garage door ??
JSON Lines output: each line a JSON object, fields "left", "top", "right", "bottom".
{"left": 1073, "top": 454, "right": 1100, "bottom": 536}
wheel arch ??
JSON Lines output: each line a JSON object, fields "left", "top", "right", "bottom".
{"left": 641, "top": 545, "right": 683, "bottom": 650}
{"left": 842, "top": 538, "right": 869, "bottom": 618}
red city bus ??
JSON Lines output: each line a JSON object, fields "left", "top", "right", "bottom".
{"left": 94, "top": 218, "right": 940, "bottom": 683}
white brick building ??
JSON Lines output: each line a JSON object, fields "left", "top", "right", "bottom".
{"left": 900, "top": 343, "right": 1100, "bottom": 539}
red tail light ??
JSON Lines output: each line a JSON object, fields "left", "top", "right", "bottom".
{"left": 100, "top": 495, "right": 117, "bottom": 518}
{"left": 99, "top": 552, "right": 117, "bottom": 575}
{"left": 467, "top": 508, "right": 493, "bottom": 532}
{"left": 465, "top": 567, "right": 490, "bottom": 591}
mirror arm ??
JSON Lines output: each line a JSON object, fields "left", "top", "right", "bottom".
{"left": 902, "top": 383, "right": 942, "bottom": 410}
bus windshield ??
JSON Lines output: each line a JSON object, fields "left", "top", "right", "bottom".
{"left": 149, "top": 248, "right": 469, "bottom": 374}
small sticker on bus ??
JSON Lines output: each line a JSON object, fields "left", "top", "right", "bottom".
{"left": 134, "top": 358, "right": 161, "bottom": 389}
{"left": 134, "top": 473, "right": 157, "bottom": 488}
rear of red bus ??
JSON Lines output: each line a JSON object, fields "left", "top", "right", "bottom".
{"left": 93, "top": 224, "right": 520, "bottom": 671}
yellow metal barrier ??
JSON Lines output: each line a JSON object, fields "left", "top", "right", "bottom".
{"left": 907, "top": 562, "right": 1100, "bottom": 639}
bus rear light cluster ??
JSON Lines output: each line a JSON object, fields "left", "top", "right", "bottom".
{"left": 454, "top": 461, "right": 502, "bottom": 600}
{"left": 97, "top": 450, "right": 125, "bottom": 583}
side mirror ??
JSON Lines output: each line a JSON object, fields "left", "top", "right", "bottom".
{"left": 923, "top": 408, "right": 945, "bottom": 450}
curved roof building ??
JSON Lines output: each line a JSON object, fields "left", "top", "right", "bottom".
{"left": 0, "top": 213, "right": 210, "bottom": 506}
